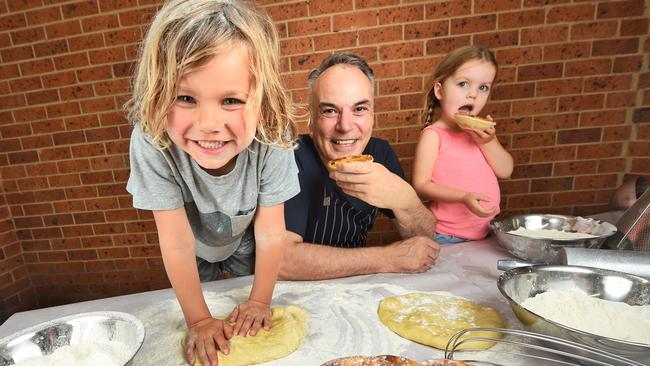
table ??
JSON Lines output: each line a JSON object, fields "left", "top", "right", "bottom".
{"left": 1, "top": 237, "right": 641, "bottom": 365}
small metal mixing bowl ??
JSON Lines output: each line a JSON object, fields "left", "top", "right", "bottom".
{"left": 498, "top": 265, "right": 650, "bottom": 361}
{"left": 0, "top": 311, "right": 145, "bottom": 366}
{"left": 490, "top": 214, "right": 617, "bottom": 263}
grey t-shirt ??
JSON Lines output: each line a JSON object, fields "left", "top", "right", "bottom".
{"left": 126, "top": 124, "right": 299, "bottom": 262}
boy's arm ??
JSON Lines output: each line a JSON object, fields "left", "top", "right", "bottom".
{"left": 250, "top": 203, "right": 287, "bottom": 304}
{"left": 153, "top": 208, "right": 211, "bottom": 326}
{"left": 229, "top": 203, "right": 287, "bottom": 337}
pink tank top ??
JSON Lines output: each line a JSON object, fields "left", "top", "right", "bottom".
{"left": 424, "top": 125, "right": 500, "bottom": 240}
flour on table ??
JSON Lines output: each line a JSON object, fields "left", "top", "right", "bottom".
{"left": 522, "top": 290, "right": 650, "bottom": 344}
{"left": 508, "top": 227, "right": 596, "bottom": 239}
{"left": 131, "top": 282, "right": 413, "bottom": 365}
{"left": 12, "top": 341, "right": 131, "bottom": 366}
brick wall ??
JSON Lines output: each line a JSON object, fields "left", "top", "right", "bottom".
{"left": 0, "top": 0, "right": 648, "bottom": 314}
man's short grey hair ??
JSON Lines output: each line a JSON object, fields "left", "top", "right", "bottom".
{"left": 307, "top": 53, "right": 375, "bottom": 94}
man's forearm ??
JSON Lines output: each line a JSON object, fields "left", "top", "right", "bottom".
{"left": 278, "top": 242, "right": 385, "bottom": 280}
{"left": 393, "top": 201, "right": 436, "bottom": 239}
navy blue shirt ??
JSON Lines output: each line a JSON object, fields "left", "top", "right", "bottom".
{"left": 284, "top": 135, "right": 404, "bottom": 248}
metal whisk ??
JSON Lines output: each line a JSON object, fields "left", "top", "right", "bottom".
{"left": 604, "top": 188, "right": 650, "bottom": 252}
{"left": 436, "top": 328, "right": 646, "bottom": 366}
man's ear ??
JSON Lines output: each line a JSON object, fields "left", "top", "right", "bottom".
{"left": 433, "top": 82, "right": 443, "bottom": 101}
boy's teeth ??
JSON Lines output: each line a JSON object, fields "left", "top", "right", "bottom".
{"left": 197, "top": 140, "right": 224, "bottom": 149}
{"left": 333, "top": 139, "right": 355, "bottom": 145}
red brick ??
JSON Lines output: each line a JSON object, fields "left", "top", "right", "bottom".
{"left": 280, "top": 37, "right": 312, "bottom": 55}
{"left": 313, "top": 31, "right": 357, "bottom": 51}
{"left": 45, "top": 20, "right": 82, "bottom": 39}
{"left": 492, "top": 83, "right": 535, "bottom": 100}
{"left": 553, "top": 191, "right": 595, "bottom": 206}
{"left": 512, "top": 98, "right": 557, "bottom": 115}
{"left": 532, "top": 146, "right": 576, "bottom": 162}
{"left": 577, "top": 143, "right": 623, "bottom": 159}
{"left": 521, "top": 25, "right": 568, "bottom": 45}
{"left": 425, "top": 1, "right": 471, "bottom": 19}
{"left": 511, "top": 163, "right": 553, "bottom": 179}
{"left": 308, "top": 0, "right": 353, "bottom": 16}
{"left": 451, "top": 14, "right": 496, "bottom": 35}
{"left": 425, "top": 35, "right": 471, "bottom": 56}
{"left": 580, "top": 110, "right": 626, "bottom": 126}
{"left": 11, "top": 27, "right": 45, "bottom": 45}
{"left": 474, "top": 30, "right": 519, "bottom": 49}
{"left": 265, "top": 2, "right": 308, "bottom": 22}
{"left": 543, "top": 42, "right": 591, "bottom": 62}
{"left": 558, "top": 94, "right": 604, "bottom": 112}
{"left": 558, "top": 128, "right": 601, "bottom": 144}
{"left": 333, "top": 11, "right": 377, "bottom": 31}
{"left": 380, "top": 42, "right": 423, "bottom": 60}
{"left": 597, "top": 0, "right": 644, "bottom": 19}
{"left": 517, "top": 63, "right": 563, "bottom": 81}
{"left": 68, "top": 33, "right": 105, "bottom": 52}
{"left": 379, "top": 77, "right": 422, "bottom": 95}
{"left": 378, "top": 5, "right": 424, "bottom": 25}
{"left": 547, "top": 4, "right": 595, "bottom": 23}
{"left": 497, "top": 47, "right": 542, "bottom": 66}
{"left": 566, "top": 59, "right": 612, "bottom": 77}
{"left": 0, "top": 45, "right": 33, "bottom": 63}
{"left": 603, "top": 126, "right": 631, "bottom": 142}
{"left": 574, "top": 174, "right": 618, "bottom": 190}
{"left": 613, "top": 55, "right": 643, "bottom": 73}
{"left": 26, "top": 7, "right": 62, "bottom": 25}
{"left": 89, "top": 46, "right": 126, "bottom": 65}
{"left": 81, "top": 14, "right": 119, "bottom": 32}
{"left": 593, "top": 38, "right": 639, "bottom": 56}
{"left": 508, "top": 193, "right": 552, "bottom": 209}
{"left": 570, "top": 21, "right": 618, "bottom": 40}
{"left": 404, "top": 21, "right": 447, "bottom": 41}
{"left": 0, "top": 13, "right": 26, "bottom": 32}
{"left": 554, "top": 160, "right": 597, "bottom": 176}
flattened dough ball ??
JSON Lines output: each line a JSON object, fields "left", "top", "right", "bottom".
{"left": 189, "top": 306, "right": 308, "bottom": 366}
{"left": 378, "top": 292, "right": 503, "bottom": 350}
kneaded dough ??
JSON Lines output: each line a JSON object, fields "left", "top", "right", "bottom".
{"left": 190, "top": 306, "right": 308, "bottom": 366}
{"left": 378, "top": 292, "right": 503, "bottom": 350}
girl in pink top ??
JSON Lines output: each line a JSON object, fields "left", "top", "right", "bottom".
{"left": 412, "top": 46, "right": 513, "bottom": 243}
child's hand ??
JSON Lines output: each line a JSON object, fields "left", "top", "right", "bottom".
{"left": 466, "top": 115, "right": 496, "bottom": 144}
{"left": 186, "top": 317, "right": 233, "bottom": 366}
{"left": 228, "top": 299, "right": 272, "bottom": 337}
{"left": 462, "top": 192, "right": 497, "bottom": 218}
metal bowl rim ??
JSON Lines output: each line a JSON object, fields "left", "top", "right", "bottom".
{"left": 0, "top": 310, "right": 145, "bottom": 355}
{"left": 497, "top": 264, "right": 650, "bottom": 348}
{"left": 490, "top": 214, "right": 618, "bottom": 242}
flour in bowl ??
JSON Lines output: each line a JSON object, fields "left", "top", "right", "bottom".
{"left": 521, "top": 290, "right": 650, "bottom": 344}
{"left": 508, "top": 227, "right": 596, "bottom": 239}
{"left": 13, "top": 341, "right": 131, "bottom": 366}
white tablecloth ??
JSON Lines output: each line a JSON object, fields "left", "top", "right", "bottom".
{"left": 2, "top": 237, "right": 639, "bottom": 365}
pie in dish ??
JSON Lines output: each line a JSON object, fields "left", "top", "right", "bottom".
{"left": 454, "top": 113, "right": 496, "bottom": 130}
{"left": 327, "top": 154, "right": 374, "bottom": 169}
{"left": 320, "top": 355, "right": 419, "bottom": 366}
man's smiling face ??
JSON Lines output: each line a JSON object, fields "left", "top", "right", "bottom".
{"left": 309, "top": 64, "right": 374, "bottom": 165}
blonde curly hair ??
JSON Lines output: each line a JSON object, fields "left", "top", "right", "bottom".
{"left": 125, "top": 0, "right": 296, "bottom": 149}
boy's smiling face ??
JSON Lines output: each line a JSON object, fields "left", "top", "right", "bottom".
{"left": 166, "top": 42, "right": 255, "bottom": 176}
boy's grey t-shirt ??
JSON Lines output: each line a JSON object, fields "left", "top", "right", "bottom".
{"left": 126, "top": 124, "right": 300, "bottom": 262}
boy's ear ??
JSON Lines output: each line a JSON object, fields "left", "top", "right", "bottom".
{"left": 433, "top": 82, "right": 443, "bottom": 101}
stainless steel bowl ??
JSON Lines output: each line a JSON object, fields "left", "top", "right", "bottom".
{"left": 490, "top": 214, "right": 617, "bottom": 263}
{"left": 498, "top": 265, "right": 650, "bottom": 361}
{"left": 0, "top": 311, "right": 145, "bottom": 366}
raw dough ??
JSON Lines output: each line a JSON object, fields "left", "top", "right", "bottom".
{"left": 190, "top": 306, "right": 308, "bottom": 366}
{"left": 378, "top": 292, "right": 504, "bottom": 350}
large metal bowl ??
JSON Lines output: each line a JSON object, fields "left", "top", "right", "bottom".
{"left": 490, "top": 214, "right": 617, "bottom": 263}
{"left": 498, "top": 265, "right": 650, "bottom": 361}
{"left": 0, "top": 311, "right": 144, "bottom": 366}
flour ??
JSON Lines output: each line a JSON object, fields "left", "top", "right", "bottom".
{"left": 521, "top": 290, "right": 650, "bottom": 344}
{"left": 13, "top": 341, "right": 131, "bottom": 366}
{"left": 508, "top": 227, "right": 596, "bottom": 239}
{"left": 131, "top": 282, "right": 413, "bottom": 365}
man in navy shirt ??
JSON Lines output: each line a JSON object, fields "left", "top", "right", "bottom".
{"left": 279, "top": 53, "right": 440, "bottom": 280}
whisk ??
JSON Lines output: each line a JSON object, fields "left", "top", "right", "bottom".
{"left": 434, "top": 328, "right": 646, "bottom": 366}
{"left": 604, "top": 188, "right": 650, "bottom": 252}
